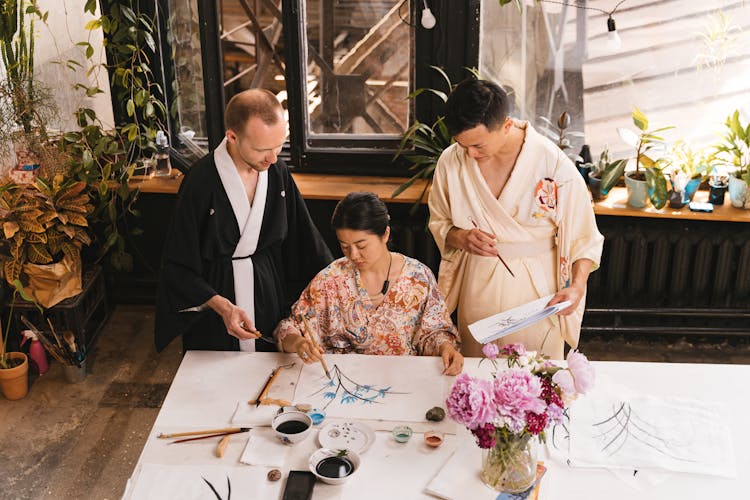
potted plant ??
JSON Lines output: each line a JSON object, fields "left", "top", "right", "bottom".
{"left": 665, "top": 140, "right": 712, "bottom": 208}
{"left": 587, "top": 147, "right": 627, "bottom": 202}
{"left": 0, "top": 0, "right": 57, "bottom": 174}
{"left": 0, "top": 281, "right": 34, "bottom": 400}
{"left": 0, "top": 175, "right": 94, "bottom": 308}
{"left": 714, "top": 110, "right": 750, "bottom": 209}
{"left": 617, "top": 108, "right": 674, "bottom": 209}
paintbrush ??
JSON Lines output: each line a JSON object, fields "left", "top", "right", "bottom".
{"left": 167, "top": 428, "right": 250, "bottom": 444}
{"left": 469, "top": 217, "right": 515, "bottom": 277}
{"left": 299, "top": 314, "right": 331, "bottom": 379}
{"left": 20, "top": 316, "right": 68, "bottom": 365}
{"left": 158, "top": 427, "right": 250, "bottom": 439}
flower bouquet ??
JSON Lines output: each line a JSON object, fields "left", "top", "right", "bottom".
{"left": 445, "top": 343, "right": 594, "bottom": 493}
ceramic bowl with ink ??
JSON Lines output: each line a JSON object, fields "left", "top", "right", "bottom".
{"left": 272, "top": 410, "right": 313, "bottom": 444}
{"left": 308, "top": 448, "right": 361, "bottom": 485}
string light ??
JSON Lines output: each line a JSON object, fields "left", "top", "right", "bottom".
{"left": 538, "top": 0, "right": 628, "bottom": 49}
{"left": 421, "top": 0, "right": 436, "bottom": 29}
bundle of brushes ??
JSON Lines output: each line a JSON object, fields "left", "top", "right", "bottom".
{"left": 20, "top": 315, "right": 85, "bottom": 368}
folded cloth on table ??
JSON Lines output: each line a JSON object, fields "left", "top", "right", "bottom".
{"left": 240, "top": 430, "right": 289, "bottom": 467}
{"left": 425, "top": 443, "right": 498, "bottom": 500}
{"left": 231, "top": 401, "right": 278, "bottom": 427}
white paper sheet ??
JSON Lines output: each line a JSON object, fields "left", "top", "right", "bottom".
{"left": 230, "top": 401, "right": 278, "bottom": 427}
{"left": 424, "top": 442, "right": 498, "bottom": 500}
{"left": 294, "top": 354, "right": 449, "bottom": 423}
{"left": 125, "top": 463, "right": 281, "bottom": 500}
{"left": 568, "top": 392, "right": 736, "bottom": 478}
{"left": 239, "top": 429, "right": 290, "bottom": 467}
{"left": 467, "top": 294, "right": 570, "bottom": 344}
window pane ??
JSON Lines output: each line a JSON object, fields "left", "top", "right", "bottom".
{"left": 219, "top": 0, "right": 288, "bottom": 136}
{"left": 479, "top": 1, "right": 750, "bottom": 160}
{"left": 168, "top": 0, "right": 209, "bottom": 157}
{"left": 303, "top": 0, "right": 412, "bottom": 137}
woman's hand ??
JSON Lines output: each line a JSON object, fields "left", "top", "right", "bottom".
{"left": 282, "top": 334, "right": 323, "bottom": 364}
{"left": 439, "top": 343, "right": 464, "bottom": 376}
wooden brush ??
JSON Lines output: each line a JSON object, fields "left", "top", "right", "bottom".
{"left": 158, "top": 427, "right": 250, "bottom": 439}
{"left": 299, "top": 314, "right": 331, "bottom": 379}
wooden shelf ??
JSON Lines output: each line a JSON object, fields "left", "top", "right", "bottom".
{"left": 128, "top": 174, "right": 750, "bottom": 223}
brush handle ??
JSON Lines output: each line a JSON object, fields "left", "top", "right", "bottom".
{"left": 167, "top": 429, "right": 249, "bottom": 444}
{"left": 215, "top": 434, "right": 231, "bottom": 457}
{"left": 299, "top": 314, "right": 331, "bottom": 378}
{"left": 158, "top": 427, "right": 246, "bottom": 439}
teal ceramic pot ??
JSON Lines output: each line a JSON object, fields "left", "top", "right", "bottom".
{"left": 625, "top": 172, "right": 649, "bottom": 208}
{"left": 588, "top": 172, "right": 609, "bottom": 201}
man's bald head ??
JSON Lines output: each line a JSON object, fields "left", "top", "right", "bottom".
{"left": 224, "top": 89, "right": 284, "bottom": 133}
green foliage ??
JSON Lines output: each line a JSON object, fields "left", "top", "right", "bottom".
{"left": 617, "top": 107, "right": 674, "bottom": 209}
{"left": 392, "top": 66, "right": 468, "bottom": 215}
{"left": 592, "top": 148, "right": 627, "bottom": 196}
{"left": 60, "top": 0, "right": 168, "bottom": 271}
{"left": 0, "top": 175, "right": 93, "bottom": 285}
{"left": 668, "top": 140, "right": 712, "bottom": 182}
{"left": 714, "top": 109, "right": 750, "bottom": 186}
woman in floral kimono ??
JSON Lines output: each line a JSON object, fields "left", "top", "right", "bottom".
{"left": 275, "top": 192, "right": 463, "bottom": 375}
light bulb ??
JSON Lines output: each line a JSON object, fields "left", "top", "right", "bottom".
{"left": 606, "top": 16, "right": 622, "bottom": 50}
{"left": 421, "top": 7, "right": 436, "bottom": 29}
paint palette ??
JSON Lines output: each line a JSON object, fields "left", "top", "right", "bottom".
{"left": 317, "top": 421, "right": 375, "bottom": 454}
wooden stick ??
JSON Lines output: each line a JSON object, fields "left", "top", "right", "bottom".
{"left": 247, "top": 397, "right": 292, "bottom": 407}
{"left": 257, "top": 366, "right": 284, "bottom": 403}
{"left": 167, "top": 429, "right": 249, "bottom": 444}
{"left": 158, "top": 427, "right": 248, "bottom": 439}
{"left": 299, "top": 314, "right": 331, "bottom": 379}
{"left": 215, "top": 434, "right": 231, "bottom": 457}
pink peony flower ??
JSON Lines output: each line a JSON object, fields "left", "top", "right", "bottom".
{"left": 446, "top": 373, "right": 496, "bottom": 429}
{"left": 546, "top": 402, "right": 564, "bottom": 424}
{"left": 492, "top": 368, "right": 546, "bottom": 430}
{"left": 482, "top": 343, "right": 499, "bottom": 359}
{"left": 552, "top": 369, "right": 576, "bottom": 398}
{"left": 499, "top": 343, "right": 526, "bottom": 357}
{"left": 567, "top": 349, "right": 595, "bottom": 394}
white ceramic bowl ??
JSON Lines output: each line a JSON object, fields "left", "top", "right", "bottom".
{"left": 271, "top": 410, "right": 313, "bottom": 445}
{"left": 308, "top": 448, "right": 361, "bottom": 485}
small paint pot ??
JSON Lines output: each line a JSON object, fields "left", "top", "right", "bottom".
{"left": 391, "top": 425, "right": 412, "bottom": 443}
{"left": 424, "top": 431, "right": 444, "bottom": 448}
{"left": 308, "top": 408, "right": 326, "bottom": 426}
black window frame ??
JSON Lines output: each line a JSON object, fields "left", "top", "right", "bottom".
{"left": 141, "top": 0, "right": 479, "bottom": 176}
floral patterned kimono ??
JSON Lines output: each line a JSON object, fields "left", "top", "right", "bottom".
{"left": 428, "top": 121, "right": 604, "bottom": 359}
{"left": 275, "top": 255, "right": 460, "bottom": 356}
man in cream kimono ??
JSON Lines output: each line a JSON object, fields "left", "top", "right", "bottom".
{"left": 428, "top": 79, "right": 603, "bottom": 359}
{"left": 156, "top": 89, "right": 332, "bottom": 352}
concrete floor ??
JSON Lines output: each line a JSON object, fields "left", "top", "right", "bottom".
{"left": 2, "top": 304, "right": 749, "bottom": 499}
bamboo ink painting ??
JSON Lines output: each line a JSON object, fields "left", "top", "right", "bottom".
{"left": 306, "top": 364, "right": 407, "bottom": 410}
{"left": 294, "top": 354, "right": 450, "bottom": 423}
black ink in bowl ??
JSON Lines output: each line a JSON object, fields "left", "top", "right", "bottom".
{"left": 315, "top": 456, "right": 354, "bottom": 478}
{"left": 276, "top": 420, "right": 310, "bottom": 434}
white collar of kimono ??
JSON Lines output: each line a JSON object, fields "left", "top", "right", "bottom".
{"left": 214, "top": 137, "right": 268, "bottom": 351}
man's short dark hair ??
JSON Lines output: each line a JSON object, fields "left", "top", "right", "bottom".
{"left": 444, "top": 79, "right": 509, "bottom": 136}
{"left": 224, "top": 89, "right": 283, "bottom": 133}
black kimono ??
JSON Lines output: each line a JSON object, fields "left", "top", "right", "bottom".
{"left": 154, "top": 152, "right": 333, "bottom": 352}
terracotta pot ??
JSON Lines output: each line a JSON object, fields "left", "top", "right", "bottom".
{"left": 0, "top": 352, "right": 29, "bottom": 400}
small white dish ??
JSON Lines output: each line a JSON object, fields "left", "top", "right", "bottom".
{"left": 309, "top": 448, "right": 361, "bottom": 485}
{"left": 317, "top": 421, "right": 375, "bottom": 454}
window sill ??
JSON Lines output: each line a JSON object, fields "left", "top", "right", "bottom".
{"left": 128, "top": 175, "right": 750, "bottom": 222}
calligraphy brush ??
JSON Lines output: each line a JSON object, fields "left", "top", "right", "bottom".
{"left": 159, "top": 427, "right": 250, "bottom": 439}
{"left": 167, "top": 428, "right": 249, "bottom": 444}
{"left": 469, "top": 217, "right": 515, "bottom": 277}
{"left": 250, "top": 366, "right": 282, "bottom": 407}
{"left": 299, "top": 314, "right": 331, "bottom": 379}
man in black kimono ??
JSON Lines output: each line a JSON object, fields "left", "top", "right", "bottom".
{"left": 155, "top": 89, "right": 333, "bottom": 352}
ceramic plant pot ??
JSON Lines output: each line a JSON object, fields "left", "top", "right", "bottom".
{"left": 728, "top": 177, "right": 750, "bottom": 209}
{"left": 0, "top": 352, "right": 29, "bottom": 400}
{"left": 588, "top": 172, "right": 609, "bottom": 201}
{"left": 625, "top": 172, "right": 649, "bottom": 208}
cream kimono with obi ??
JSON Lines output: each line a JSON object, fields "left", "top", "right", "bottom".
{"left": 428, "top": 122, "right": 604, "bottom": 359}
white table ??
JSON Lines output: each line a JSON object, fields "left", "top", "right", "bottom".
{"left": 124, "top": 352, "right": 750, "bottom": 499}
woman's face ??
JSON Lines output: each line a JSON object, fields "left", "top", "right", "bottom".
{"left": 336, "top": 227, "right": 390, "bottom": 270}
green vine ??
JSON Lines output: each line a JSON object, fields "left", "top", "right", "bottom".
{"left": 61, "top": 0, "right": 167, "bottom": 271}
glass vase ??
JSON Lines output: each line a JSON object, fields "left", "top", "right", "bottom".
{"left": 480, "top": 433, "right": 538, "bottom": 493}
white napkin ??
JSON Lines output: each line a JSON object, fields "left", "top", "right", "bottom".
{"left": 425, "top": 442, "right": 498, "bottom": 500}
{"left": 240, "top": 431, "right": 289, "bottom": 467}
{"left": 231, "top": 401, "right": 278, "bottom": 427}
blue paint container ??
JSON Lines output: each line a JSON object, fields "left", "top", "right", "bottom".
{"left": 309, "top": 409, "right": 326, "bottom": 425}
